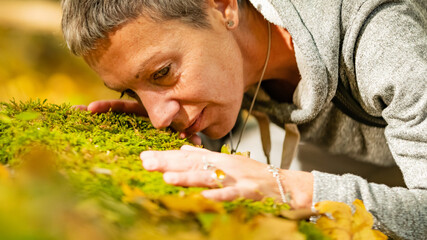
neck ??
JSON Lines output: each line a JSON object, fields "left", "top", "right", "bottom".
{"left": 234, "top": 8, "right": 300, "bottom": 94}
{"left": 266, "top": 26, "right": 300, "bottom": 85}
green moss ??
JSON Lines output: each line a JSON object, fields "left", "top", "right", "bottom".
{"left": 299, "top": 221, "right": 332, "bottom": 240}
{"left": 0, "top": 99, "right": 328, "bottom": 240}
{"left": 0, "top": 99, "right": 196, "bottom": 196}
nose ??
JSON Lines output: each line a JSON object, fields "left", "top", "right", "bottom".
{"left": 140, "top": 92, "right": 180, "bottom": 129}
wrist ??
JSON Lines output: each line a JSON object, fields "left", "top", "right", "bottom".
{"left": 267, "top": 165, "right": 291, "bottom": 204}
{"left": 280, "top": 169, "right": 313, "bottom": 209}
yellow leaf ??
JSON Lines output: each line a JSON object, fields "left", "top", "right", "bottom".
{"left": 315, "top": 200, "right": 388, "bottom": 240}
{"left": 121, "top": 184, "right": 161, "bottom": 215}
{"left": 353, "top": 227, "right": 388, "bottom": 240}
{"left": 352, "top": 199, "right": 374, "bottom": 233}
{"left": 220, "top": 144, "right": 232, "bottom": 154}
{"left": 160, "top": 193, "right": 225, "bottom": 214}
{"left": 315, "top": 200, "right": 352, "bottom": 231}
{"left": 351, "top": 199, "right": 388, "bottom": 240}
{"left": 250, "top": 216, "right": 306, "bottom": 240}
{"left": 373, "top": 229, "right": 389, "bottom": 240}
{"left": 0, "top": 164, "right": 10, "bottom": 180}
{"left": 221, "top": 144, "right": 251, "bottom": 157}
{"left": 316, "top": 216, "right": 352, "bottom": 240}
{"left": 208, "top": 210, "right": 305, "bottom": 240}
{"left": 209, "top": 212, "right": 252, "bottom": 240}
{"left": 121, "top": 184, "right": 145, "bottom": 203}
{"left": 353, "top": 227, "right": 377, "bottom": 240}
{"left": 235, "top": 151, "right": 251, "bottom": 158}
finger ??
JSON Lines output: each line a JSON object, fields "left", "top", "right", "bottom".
{"left": 72, "top": 105, "right": 88, "bottom": 111}
{"left": 179, "top": 132, "right": 188, "bottom": 139}
{"left": 180, "top": 145, "right": 209, "bottom": 152}
{"left": 140, "top": 150, "right": 207, "bottom": 172}
{"left": 179, "top": 132, "right": 202, "bottom": 145}
{"left": 188, "top": 134, "right": 202, "bottom": 145}
{"left": 163, "top": 171, "right": 219, "bottom": 188}
{"left": 201, "top": 187, "right": 241, "bottom": 201}
{"left": 87, "top": 100, "right": 147, "bottom": 116}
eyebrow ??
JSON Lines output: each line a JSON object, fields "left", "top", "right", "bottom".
{"left": 101, "top": 64, "right": 147, "bottom": 93}
{"left": 102, "top": 51, "right": 167, "bottom": 91}
{"left": 134, "top": 51, "right": 167, "bottom": 80}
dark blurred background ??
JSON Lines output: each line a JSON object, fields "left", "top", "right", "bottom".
{"left": 0, "top": 0, "right": 117, "bottom": 105}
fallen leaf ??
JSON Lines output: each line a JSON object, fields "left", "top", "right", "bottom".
{"left": 160, "top": 193, "right": 225, "bottom": 214}
{"left": 315, "top": 200, "right": 388, "bottom": 240}
{"left": 0, "top": 164, "right": 10, "bottom": 180}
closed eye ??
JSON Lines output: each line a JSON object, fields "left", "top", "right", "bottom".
{"left": 120, "top": 89, "right": 138, "bottom": 99}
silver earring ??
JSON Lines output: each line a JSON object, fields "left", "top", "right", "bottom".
{"left": 226, "top": 20, "right": 235, "bottom": 28}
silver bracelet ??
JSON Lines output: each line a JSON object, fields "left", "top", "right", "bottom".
{"left": 267, "top": 165, "right": 291, "bottom": 204}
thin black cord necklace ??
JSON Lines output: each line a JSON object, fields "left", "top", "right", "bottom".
{"left": 230, "top": 21, "right": 272, "bottom": 154}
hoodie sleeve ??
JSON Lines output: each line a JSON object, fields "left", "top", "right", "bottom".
{"left": 313, "top": 1, "right": 427, "bottom": 239}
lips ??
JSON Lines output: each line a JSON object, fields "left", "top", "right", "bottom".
{"left": 184, "top": 108, "right": 204, "bottom": 134}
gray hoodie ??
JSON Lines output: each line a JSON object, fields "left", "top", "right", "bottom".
{"left": 245, "top": 0, "right": 427, "bottom": 239}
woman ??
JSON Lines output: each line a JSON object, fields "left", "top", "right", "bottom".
{"left": 61, "top": 0, "right": 426, "bottom": 239}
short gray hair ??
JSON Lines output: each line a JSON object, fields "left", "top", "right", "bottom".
{"left": 61, "top": 0, "right": 246, "bottom": 56}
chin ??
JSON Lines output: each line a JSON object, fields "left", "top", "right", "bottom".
{"left": 201, "top": 130, "right": 225, "bottom": 140}
{"left": 202, "top": 123, "right": 234, "bottom": 140}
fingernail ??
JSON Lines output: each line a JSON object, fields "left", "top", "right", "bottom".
{"left": 87, "top": 102, "right": 97, "bottom": 112}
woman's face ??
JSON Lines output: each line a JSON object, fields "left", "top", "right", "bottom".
{"left": 85, "top": 11, "right": 247, "bottom": 139}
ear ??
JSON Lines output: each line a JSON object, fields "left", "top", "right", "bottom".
{"left": 208, "top": 0, "right": 240, "bottom": 29}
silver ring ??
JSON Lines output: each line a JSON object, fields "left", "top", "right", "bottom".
{"left": 202, "top": 156, "right": 215, "bottom": 170}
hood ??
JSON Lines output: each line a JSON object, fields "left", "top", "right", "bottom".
{"left": 247, "top": 0, "right": 342, "bottom": 124}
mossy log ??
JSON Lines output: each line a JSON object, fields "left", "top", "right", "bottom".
{"left": 0, "top": 99, "right": 328, "bottom": 240}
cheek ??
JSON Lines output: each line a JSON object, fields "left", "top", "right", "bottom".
{"left": 203, "top": 111, "right": 238, "bottom": 139}
{"left": 202, "top": 61, "right": 244, "bottom": 101}
{"left": 178, "top": 66, "right": 226, "bottom": 101}
{"left": 203, "top": 90, "right": 244, "bottom": 139}
{"left": 202, "top": 57, "right": 245, "bottom": 132}
{"left": 183, "top": 39, "right": 244, "bottom": 100}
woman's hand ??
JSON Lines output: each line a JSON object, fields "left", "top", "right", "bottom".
{"left": 73, "top": 99, "right": 147, "bottom": 116}
{"left": 140, "top": 145, "right": 313, "bottom": 208}
{"left": 73, "top": 100, "right": 201, "bottom": 145}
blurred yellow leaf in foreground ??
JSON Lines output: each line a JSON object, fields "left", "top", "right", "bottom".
{"left": 0, "top": 164, "right": 10, "bottom": 181}
{"left": 315, "top": 199, "right": 388, "bottom": 240}
{"left": 160, "top": 194, "right": 225, "bottom": 214}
